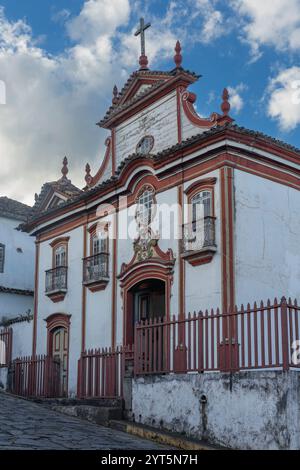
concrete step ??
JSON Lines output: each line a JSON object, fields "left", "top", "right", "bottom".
{"left": 51, "top": 405, "right": 123, "bottom": 426}
{"left": 109, "top": 420, "right": 218, "bottom": 450}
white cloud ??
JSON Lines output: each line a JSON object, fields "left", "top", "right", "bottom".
{"left": 231, "top": 0, "right": 300, "bottom": 58}
{"left": 0, "top": 2, "right": 131, "bottom": 205}
{"left": 267, "top": 67, "right": 300, "bottom": 131}
{"left": 66, "top": 0, "right": 130, "bottom": 44}
{"left": 227, "top": 83, "right": 247, "bottom": 113}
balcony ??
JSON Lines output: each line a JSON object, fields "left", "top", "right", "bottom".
{"left": 181, "top": 216, "right": 217, "bottom": 266}
{"left": 83, "top": 253, "right": 109, "bottom": 292}
{"left": 45, "top": 266, "right": 68, "bottom": 303}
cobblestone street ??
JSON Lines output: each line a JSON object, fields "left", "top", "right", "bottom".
{"left": 0, "top": 393, "right": 166, "bottom": 450}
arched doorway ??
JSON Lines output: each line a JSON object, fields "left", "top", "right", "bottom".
{"left": 124, "top": 276, "right": 169, "bottom": 346}
{"left": 46, "top": 313, "right": 70, "bottom": 397}
{"left": 130, "top": 279, "right": 165, "bottom": 325}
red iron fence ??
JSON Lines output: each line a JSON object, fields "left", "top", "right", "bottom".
{"left": 134, "top": 297, "right": 300, "bottom": 375}
{"left": 77, "top": 346, "right": 133, "bottom": 399}
{"left": 0, "top": 328, "right": 12, "bottom": 367}
{"left": 11, "top": 355, "right": 61, "bottom": 398}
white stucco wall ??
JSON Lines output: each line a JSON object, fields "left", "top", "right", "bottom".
{"left": 0, "top": 216, "right": 34, "bottom": 291}
{"left": 0, "top": 216, "right": 34, "bottom": 319}
{"left": 11, "top": 320, "right": 33, "bottom": 359}
{"left": 234, "top": 171, "right": 300, "bottom": 306}
{"left": 132, "top": 370, "right": 300, "bottom": 450}
{"left": 0, "top": 292, "right": 33, "bottom": 319}
{"left": 36, "top": 226, "right": 83, "bottom": 395}
{"left": 115, "top": 91, "right": 178, "bottom": 168}
{"left": 183, "top": 170, "right": 222, "bottom": 313}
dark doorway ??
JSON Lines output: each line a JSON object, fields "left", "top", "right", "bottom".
{"left": 125, "top": 279, "right": 166, "bottom": 345}
{"left": 131, "top": 279, "right": 165, "bottom": 325}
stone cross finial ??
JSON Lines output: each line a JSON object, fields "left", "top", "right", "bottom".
{"left": 134, "top": 17, "right": 151, "bottom": 70}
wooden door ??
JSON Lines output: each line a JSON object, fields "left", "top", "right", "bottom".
{"left": 52, "top": 327, "right": 68, "bottom": 396}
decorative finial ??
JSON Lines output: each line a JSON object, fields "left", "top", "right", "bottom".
{"left": 85, "top": 163, "right": 93, "bottom": 186}
{"left": 174, "top": 40, "right": 182, "bottom": 68}
{"left": 221, "top": 88, "right": 230, "bottom": 116}
{"left": 34, "top": 193, "right": 38, "bottom": 203}
{"left": 134, "top": 17, "right": 151, "bottom": 70}
{"left": 112, "top": 85, "right": 118, "bottom": 105}
{"left": 61, "top": 156, "right": 68, "bottom": 179}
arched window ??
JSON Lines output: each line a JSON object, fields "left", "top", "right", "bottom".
{"left": 92, "top": 228, "right": 109, "bottom": 255}
{"left": 136, "top": 187, "right": 155, "bottom": 228}
{"left": 191, "top": 190, "right": 212, "bottom": 231}
{"left": 54, "top": 245, "right": 66, "bottom": 267}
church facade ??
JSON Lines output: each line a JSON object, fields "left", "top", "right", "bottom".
{"left": 22, "top": 39, "right": 300, "bottom": 397}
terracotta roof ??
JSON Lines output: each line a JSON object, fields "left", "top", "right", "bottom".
{"left": 0, "top": 196, "right": 32, "bottom": 222}
{"left": 97, "top": 68, "right": 200, "bottom": 128}
{"left": 32, "top": 177, "right": 82, "bottom": 214}
{"left": 0, "top": 286, "right": 34, "bottom": 296}
{"left": 22, "top": 124, "right": 300, "bottom": 231}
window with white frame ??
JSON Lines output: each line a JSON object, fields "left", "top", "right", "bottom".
{"left": 191, "top": 191, "right": 212, "bottom": 231}
{"left": 0, "top": 244, "right": 5, "bottom": 273}
{"left": 92, "top": 230, "right": 108, "bottom": 255}
{"left": 136, "top": 188, "right": 155, "bottom": 228}
{"left": 54, "top": 245, "right": 66, "bottom": 267}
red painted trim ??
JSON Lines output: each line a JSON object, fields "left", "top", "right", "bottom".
{"left": 121, "top": 265, "right": 173, "bottom": 346}
{"left": 119, "top": 77, "right": 165, "bottom": 104}
{"left": 50, "top": 237, "right": 70, "bottom": 248}
{"left": 185, "top": 177, "right": 217, "bottom": 197}
{"left": 32, "top": 239, "right": 40, "bottom": 357}
{"left": 87, "top": 137, "right": 112, "bottom": 187}
{"left": 46, "top": 313, "right": 71, "bottom": 395}
{"left": 178, "top": 185, "right": 185, "bottom": 320}
{"left": 81, "top": 223, "right": 87, "bottom": 352}
{"left": 181, "top": 90, "right": 219, "bottom": 128}
{"left": 100, "top": 73, "right": 197, "bottom": 129}
{"left": 220, "top": 167, "right": 235, "bottom": 312}
{"left": 111, "top": 129, "right": 116, "bottom": 176}
{"left": 111, "top": 208, "right": 118, "bottom": 348}
{"left": 176, "top": 87, "right": 182, "bottom": 144}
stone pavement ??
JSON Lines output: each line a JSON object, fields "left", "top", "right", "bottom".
{"left": 0, "top": 393, "right": 168, "bottom": 450}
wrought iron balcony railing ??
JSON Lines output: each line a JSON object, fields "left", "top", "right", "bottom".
{"left": 83, "top": 253, "right": 109, "bottom": 285}
{"left": 182, "top": 216, "right": 216, "bottom": 253}
{"left": 45, "top": 266, "right": 68, "bottom": 293}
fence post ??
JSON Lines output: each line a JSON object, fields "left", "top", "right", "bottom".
{"left": 280, "top": 296, "right": 289, "bottom": 371}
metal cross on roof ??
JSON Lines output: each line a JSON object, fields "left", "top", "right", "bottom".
{"left": 135, "top": 17, "right": 151, "bottom": 58}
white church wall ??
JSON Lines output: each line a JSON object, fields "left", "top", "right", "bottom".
{"left": 115, "top": 91, "right": 178, "bottom": 168}
{"left": 183, "top": 170, "right": 222, "bottom": 313}
{"left": 234, "top": 170, "right": 300, "bottom": 306}
{"left": 85, "top": 214, "right": 113, "bottom": 351}
{"left": 36, "top": 226, "right": 83, "bottom": 395}
{"left": 180, "top": 101, "right": 212, "bottom": 141}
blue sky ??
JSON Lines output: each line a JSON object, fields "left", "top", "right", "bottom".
{"left": 0, "top": 0, "right": 300, "bottom": 204}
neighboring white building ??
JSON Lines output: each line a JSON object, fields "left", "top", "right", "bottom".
{"left": 0, "top": 197, "right": 34, "bottom": 321}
